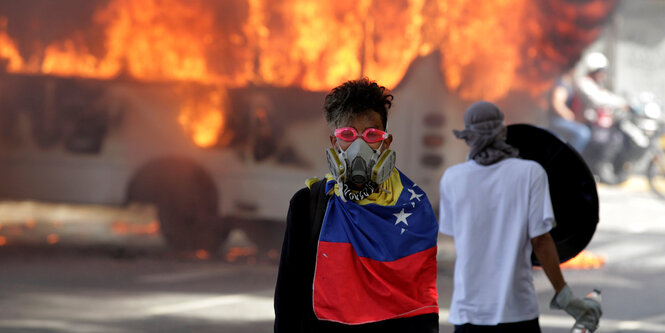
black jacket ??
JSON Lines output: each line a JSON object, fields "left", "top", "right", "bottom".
{"left": 274, "top": 180, "right": 439, "bottom": 333}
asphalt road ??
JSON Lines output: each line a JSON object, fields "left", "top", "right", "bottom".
{"left": 0, "top": 178, "right": 664, "bottom": 333}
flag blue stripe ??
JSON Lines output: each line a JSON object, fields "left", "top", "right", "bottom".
{"left": 320, "top": 171, "right": 439, "bottom": 262}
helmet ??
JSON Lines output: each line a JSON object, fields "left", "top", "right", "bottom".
{"left": 584, "top": 52, "right": 608, "bottom": 73}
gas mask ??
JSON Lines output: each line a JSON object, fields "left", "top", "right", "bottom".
{"left": 326, "top": 139, "right": 396, "bottom": 199}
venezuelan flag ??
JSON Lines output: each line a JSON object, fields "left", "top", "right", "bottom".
{"left": 313, "top": 169, "right": 439, "bottom": 324}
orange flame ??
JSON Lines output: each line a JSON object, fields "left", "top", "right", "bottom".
{"left": 112, "top": 220, "right": 160, "bottom": 235}
{"left": 177, "top": 87, "right": 228, "bottom": 148}
{"left": 41, "top": 39, "right": 113, "bottom": 79}
{"left": 25, "top": 219, "right": 36, "bottom": 229}
{"left": 560, "top": 250, "right": 606, "bottom": 270}
{"left": 0, "top": 235, "right": 6, "bottom": 246}
{"left": 226, "top": 246, "right": 257, "bottom": 263}
{"left": 0, "top": 0, "right": 616, "bottom": 146}
{"left": 93, "top": 0, "right": 218, "bottom": 83}
{"left": 0, "top": 18, "right": 23, "bottom": 72}
{"left": 195, "top": 249, "right": 210, "bottom": 260}
{"left": 245, "top": 0, "right": 369, "bottom": 90}
{"left": 46, "top": 234, "right": 60, "bottom": 244}
{"left": 2, "top": 0, "right": 218, "bottom": 82}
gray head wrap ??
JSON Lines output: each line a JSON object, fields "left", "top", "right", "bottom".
{"left": 453, "top": 101, "right": 519, "bottom": 165}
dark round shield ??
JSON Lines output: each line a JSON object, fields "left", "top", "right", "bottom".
{"left": 506, "top": 124, "right": 599, "bottom": 265}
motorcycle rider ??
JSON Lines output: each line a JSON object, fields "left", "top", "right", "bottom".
{"left": 576, "top": 52, "right": 628, "bottom": 116}
{"left": 548, "top": 66, "right": 590, "bottom": 153}
{"left": 576, "top": 52, "right": 630, "bottom": 181}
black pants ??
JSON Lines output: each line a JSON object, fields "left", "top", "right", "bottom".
{"left": 454, "top": 318, "right": 541, "bottom": 333}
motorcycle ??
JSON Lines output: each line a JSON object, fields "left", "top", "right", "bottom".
{"left": 582, "top": 92, "right": 665, "bottom": 198}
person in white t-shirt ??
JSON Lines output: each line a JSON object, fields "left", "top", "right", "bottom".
{"left": 438, "top": 101, "right": 602, "bottom": 333}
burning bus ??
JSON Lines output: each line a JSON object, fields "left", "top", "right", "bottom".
{"left": 0, "top": 0, "right": 615, "bottom": 252}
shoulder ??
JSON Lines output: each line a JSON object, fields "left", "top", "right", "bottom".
{"left": 291, "top": 177, "right": 327, "bottom": 202}
{"left": 290, "top": 186, "right": 311, "bottom": 207}
{"left": 503, "top": 157, "right": 542, "bottom": 170}
{"left": 442, "top": 161, "right": 474, "bottom": 178}
{"left": 503, "top": 158, "right": 548, "bottom": 182}
{"left": 440, "top": 164, "right": 458, "bottom": 186}
{"left": 519, "top": 159, "right": 547, "bottom": 175}
{"left": 439, "top": 161, "right": 474, "bottom": 192}
{"left": 290, "top": 177, "right": 331, "bottom": 210}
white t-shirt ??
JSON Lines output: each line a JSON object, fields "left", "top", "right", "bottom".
{"left": 439, "top": 158, "right": 554, "bottom": 325}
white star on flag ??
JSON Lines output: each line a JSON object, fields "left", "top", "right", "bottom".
{"left": 393, "top": 208, "right": 412, "bottom": 227}
{"left": 408, "top": 188, "right": 423, "bottom": 201}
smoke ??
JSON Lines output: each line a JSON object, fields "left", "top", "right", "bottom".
{"left": 0, "top": 0, "right": 106, "bottom": 57}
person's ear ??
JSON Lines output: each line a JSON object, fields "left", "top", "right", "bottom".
{"left": 330, "top": 134, "right": 337, "bottom": 147}
{"left": 382, "top": 134, "right": 393, "bottom": 150}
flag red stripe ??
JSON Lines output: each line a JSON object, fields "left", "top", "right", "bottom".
{"left": 313, "top": 241, "right": 438, "bottom": 324}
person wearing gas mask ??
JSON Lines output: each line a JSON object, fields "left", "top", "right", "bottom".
{"left": 274, "top": 78, "right": 440, "bottom": 333}
{"left": 438, "top": 101, "right": 602, "bottom": 333}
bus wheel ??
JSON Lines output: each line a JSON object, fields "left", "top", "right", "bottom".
{"left": 127, "top": 158, "right": 226, "bottom": 253}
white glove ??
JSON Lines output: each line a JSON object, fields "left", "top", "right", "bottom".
{"left": 550, "top": 285, "right": 602, "bottom": 332}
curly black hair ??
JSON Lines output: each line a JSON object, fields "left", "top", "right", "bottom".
{"left": 324, "top": 77, "right": 393, "bottom": 130}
